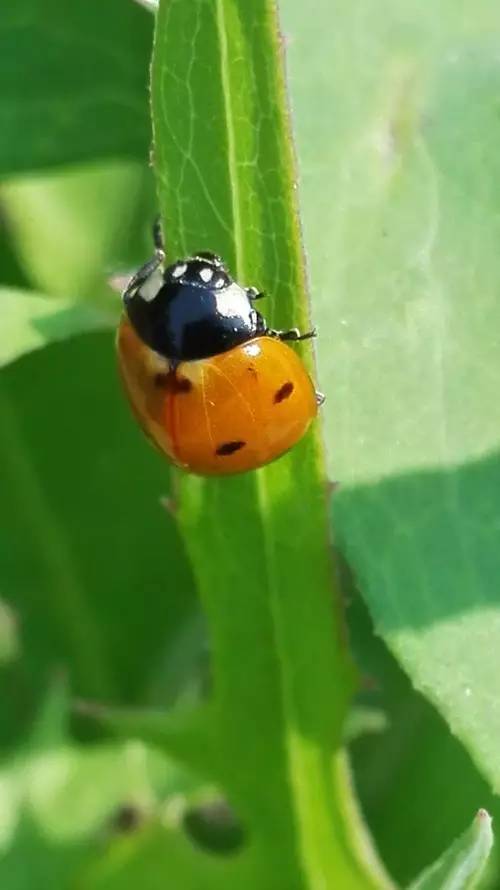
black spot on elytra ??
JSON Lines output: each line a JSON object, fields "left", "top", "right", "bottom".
{"left": 215, "top": 440, "right": 246, "bottom": 456}
{"left": 154, "top": 372, "right": 192, "bottom": 393}
{"left": 274, "top": 381, "right": 294, "bottom": 403}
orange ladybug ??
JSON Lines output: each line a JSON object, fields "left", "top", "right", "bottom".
{"left": 117, "top": 222, "right": 323, "bottom": 476}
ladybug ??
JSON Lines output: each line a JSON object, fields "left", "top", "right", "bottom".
{"left": 117, "top": 220, "right": 323, "bottom": 476}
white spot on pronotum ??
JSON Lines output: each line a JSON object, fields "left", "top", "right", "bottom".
{"left": 171, "top": 263, "right": 187, "bottom": 279}
{"left": 138, "top": 269, "right": 163, "bottom": 303}
{"left": 199, "top": 266, "right": 214, "bottom": 283}
{"left": 216, "top": 283, "right": 253, "bottom": 318}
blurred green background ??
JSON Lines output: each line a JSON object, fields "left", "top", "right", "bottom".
{"left": 1, "top": 1, "right": 500, "bottom": 887}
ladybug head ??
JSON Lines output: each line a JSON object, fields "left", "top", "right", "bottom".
{"left": 165, "top": 253, "right": 231, "bottom": 291}
{"left": 124, "top": 252, "right": 266, "bottom": 364}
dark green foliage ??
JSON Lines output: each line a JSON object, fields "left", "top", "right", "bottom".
{"left": 0, "top": 0, "right": 498, "bottom": 887}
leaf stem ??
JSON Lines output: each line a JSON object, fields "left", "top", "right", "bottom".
{"left": 152, "top": 0, "right": 392, "bottom": 886}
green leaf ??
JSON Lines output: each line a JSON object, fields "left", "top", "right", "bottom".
{"left": 0, "top": 599, "right": 19, "bottom": 665}
{"left": 0, "top": 288, "right": 113, "bottom": 368}
{"left": 408, "top": 811, "right": 493, "bottom": 890}
{"left": 0, "top": 683, "right": 220, "bottom": 890}
{"left": 0, "top": 1, "right": 152, "bottom": 174}
{"left": 133, "top": 0, "right": 158, "bottom": 11}
{"left": 347, "top": 596, "right": 499, "bottom": 887}
{"left": 79, "top": 702, "right": 217, "bottom": 785}
{"left": 1, "top": 161, "right": 156, "bottom": 303}
{"left": 0, "top": 332, "right": 198, "bottom": 746}
{"left": 0, "top": 691, "right": 189, "bottom": 890}
{"left": 0, "top": 214, "right": 30, "bottom": 291}
{"left": 149, "top": 2, "right": 389, "bottom": 888}
{"left": 281, "top": 0, "right": 500, "bottom": 792}
{"left": 82, "top": 823, "right": 247, "bottom": 890}
{"left": 344, "top": 706, "right": 388, "bottom": 743}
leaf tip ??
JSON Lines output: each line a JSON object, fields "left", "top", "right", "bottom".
{"left": 475, "top": 808, "right": 492, "bottom": 830}
{"left": 132, "top": 0, "right": 158, "bottom": 12}
{"left": 473, "top": 809, "right": 493, "bottom": 860}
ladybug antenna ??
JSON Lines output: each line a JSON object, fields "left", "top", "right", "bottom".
{"left": 121, "top": 217, "right": 166, "bottom": 305}
{"left": 246, "top": 286, "right": 265, "bottom": 301}
{"left": 152, "top": 217, "right": 166, "bottom": 258}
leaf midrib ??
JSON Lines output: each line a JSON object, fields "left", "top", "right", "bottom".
{"left": 215, "top": 0, "right": 244, "bottom": 274}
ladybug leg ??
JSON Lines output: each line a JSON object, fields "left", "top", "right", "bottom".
{"left": 246, "top": 286, "right": 265, "bottom": 300}
{"left": 268, "top": 326, "right": 317, "bottom": 342}
{"left": 152, "top": 215, "right": 165, "bottom": 253}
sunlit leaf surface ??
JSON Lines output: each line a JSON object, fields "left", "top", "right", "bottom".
{"left": 283, "top": 0, "right": 500, "bottom": 794}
